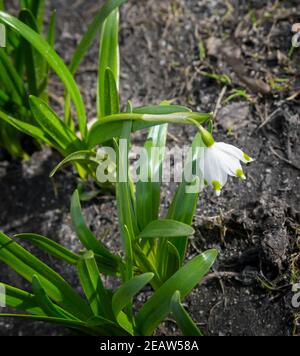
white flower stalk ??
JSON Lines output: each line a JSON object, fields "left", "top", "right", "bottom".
{"left": 198, "top": 126, "right": 253, "bottom": 196}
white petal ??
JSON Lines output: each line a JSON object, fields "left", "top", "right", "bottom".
{"left": 215, "top": 142, "right": 252, "bottom": 163}
{"left": 203, "top": 146, "right": 228, "bottom": 191}
{"left": 216, "top": 148, "right": 243, "bottom": 177}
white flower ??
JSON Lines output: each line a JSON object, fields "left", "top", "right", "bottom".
{"left": 200, "top": 142, "right": 253, "bottom": 196}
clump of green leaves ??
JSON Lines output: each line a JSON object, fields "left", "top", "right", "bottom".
{"left": 0, "top": 190, "right": 217, "bottom": 335}
{"left": 0, "top": 0, "right": 219, "bottom": 336}
{"left": 0, "top": 0, "right": 53, "bottom": 158}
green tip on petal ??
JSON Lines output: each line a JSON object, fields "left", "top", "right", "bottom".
{"left": 212, "top": 180, "right": 222, "bottom": 195}
{"left": 236, "top": 168, "right": 246, "bottom": 180}
{"left": 243, "top": 152, "right": 253, "bottom": 162}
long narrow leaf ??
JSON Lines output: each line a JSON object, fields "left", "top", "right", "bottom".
{"left": 0, "top": 11, "right": 87, "bottom": 137}
{"left": 29, "top": 96, "right": 82, "bottom": 152}
{"left": 97, "top": 9, "right": 119, "bottom": 119}
{"left": 2, "top": 283, "right": 45, "bottom": 315}
{"left": 135, "top": 249, "right": 218, "bottom": 336}
{"left": 32, "top": 275, "right": 78, "bottom": 320}
{"left": 0, "top": 109, "right": 54, "bottom": 146}
{"left": 138, "top": 219, "right": 194, "bottom": 240}
{"left": 167, "top": 133, "right": 204, "bottom": 263}
{"left": 70, "top": 190, "right": 120, "bottom": 268}
{"left": 50, "top": 150, "right": 98, "bottom": 177}
{"left": 15, "top": 233, "right": 79, "bottom": 265}
{"left": 0, "top": 232, "right": 92, "bottom": 320}
{"left": 136, "top": 124, "right": 168, "bottom": 230}
{"left": 170, "top": 291, "right": 203, "bottom": 336}
{"left": 112, "top": 273, "right": 154, "bottom": 317}
{"left": 69, "top": 0, "right": 126, "bottom": 74}
{"left": 77, "top": 251, "right": 113, "bottom": 319}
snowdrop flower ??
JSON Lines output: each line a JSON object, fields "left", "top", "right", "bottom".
{"left": 198, "top": 126, "right": 253, "bottom": 196}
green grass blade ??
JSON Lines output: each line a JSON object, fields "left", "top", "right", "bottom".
{"left": 0, "top": 313, "right": 87, "bottom": 329}
{"left": 15, "top": 233, "right": 79, "bottom": 265}
{"left": 30, "top": 0, "right": 45, "bottom": 32}
{"left": 0, "top": 109, "right": 54, "bottom": 147}
{"left": 70, "top": 190, "right": 120, "bottom": 267}
{"left": 19, "top": 9, "right": 40, "bottom": 96}
{"left": 0, "top": 49, "right": 26, "bottom": 104}
{"left": 133, "top": 105, "right": 191, "bottom": 115}
{"left": 159, "top": 241, "right": 181, "bottom": 282}
{"left": 0, "top": 11, "right": 87, "bottom": 138}
{"left": 50, "top": 150, "right": 98, "bottom": 177}
{"left": 170, "top": 291, "right": 203, "bottom": 336}
{"left": 167, "top": 133, "right": 204, "bottom": 263}
{"left": 112, "top": 273, "right": 154, "bottom": 317}
{"left": 77, "top": 251, "right": 113, "bottom": 319}
{"left": 138, "top": 219, "right": 194, "bottom": 240}
{"left": 2, "top": 283, "right": 45, "bottom": 315}
{"left": 135, "top": 249, "right": 218, "bottom": 336}
{"left": 32, "top": 275, "right": 78, "bottom": 320}
{"left": 29, "top": 96, "right": 82, "bottom": 152}
{"left": 136, "top": 124, "right": 168, "bottom": 230}
{"left": 97, "top": 9, "right": 119, "bottom": 119}
{"left": 101, "top": 67, "right": 120, "bottom": 117}
{"left": 0, "top": 232, "right": 92, "bottom": 320}
{"left": 69, "top": 0, "right": 126, "bottom": 74}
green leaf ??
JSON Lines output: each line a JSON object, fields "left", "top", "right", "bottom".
{"left": 47, "top": 10, "right": 56, "bottom": 47}
{"left": 123, "top": 225, "right": 134, "bottom": 281}
{"left": 158, "top": 241, "right": 181, "bottom": 282}
{"left": 0, "top": 231, "right": 92, "bottom": 320}
{"left": 0, "top": 109, "right": 54, "bottom": 147}
{"left": 0, "top": 11, "right": 87, "bottom": 138}
{"left": 112, "top": 273, "right": 154, "bottom": 317}
{"left": 29, "top": 96, "right": 82, "bottom": 152}
{"left": 19, "top": 9, "right": 41, "bottom": 96}
{"left": 2, "top": 283, "right": 45, "bottom": 315}
{"left": 77, "top": 251, "right": 113, "bottom": 319}
{"left": 32, "top": 275, "right": 78, "bottom": 320}
{"left": 70, "top": 190, "right": 120, "bottom": 270}
{"left": 50, "top": 150, "right": 98, "bottom": 177}
{"left": 0, "top": 123, "right": 25, "bottom": 158}
{"left": 136, "top": 124, "right": 168, "bottom": 230}
{"left": 15, "top": 233, "right": 79, "bottom": 265}
{"left": 112, "top": 273, "right": 153, "bottom": 335}
{"left": 102, "top": 67, "right": 120, "bottom": 117}
{"left": 97, "top": 9, "right": 119, "bottom": 119}
{"left": 30, "top": 0, "right": 45, "bottom": 32}
{"left": 138, "top": 219, "right": 194, "bottom": 240}
{"left": 115, "top": 128, "right": 139, "bottom": 243}
{"left": 133, "top": 105, "right": 191, "bottom": 115}
{"left": 135, "top": 249, "right": 218, "bottom": 336}
{"left": 69, "top": 0, "right": 126, "bottom": 75}
{"left": 170, "top": 291, "right": 203, "bottom": 336}
{"left": 167, "top": 133, "right": 204, "bottom": 264}
{"left": 0, "top": 49, "right": 26, "bottom": 104}
{"left": 0, "top": 313, "right": 89, "bottom": 330}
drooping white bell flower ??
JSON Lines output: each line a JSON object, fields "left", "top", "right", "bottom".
{"left": 198, "top": 126, "right": 253, "bottom": 196}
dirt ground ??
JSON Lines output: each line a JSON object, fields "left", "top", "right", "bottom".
{"left": 0, "top": 0, "right": 300, "bottom": 336}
